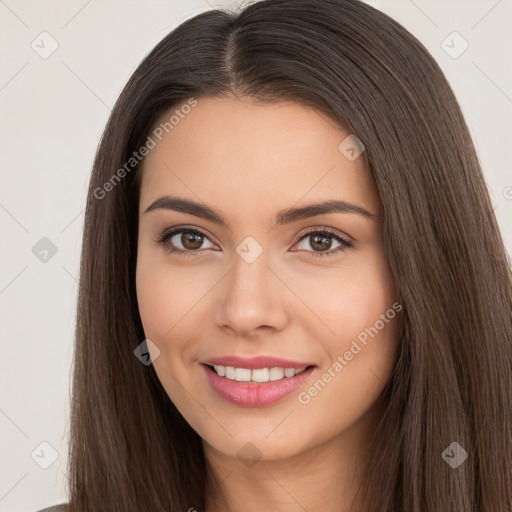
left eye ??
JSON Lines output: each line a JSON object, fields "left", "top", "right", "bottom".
{"left": 292, "top": 229, "right": 353, "bottom": 257}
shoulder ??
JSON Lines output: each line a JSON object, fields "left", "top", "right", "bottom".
{"left": 34, "top": 505, "right": 68, "bottom": 512}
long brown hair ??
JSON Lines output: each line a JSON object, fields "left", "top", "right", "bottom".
{"left": 67, "top": 1, "right": 512, "bottom": 510}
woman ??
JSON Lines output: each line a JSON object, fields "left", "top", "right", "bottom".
{"left": 39, "top": 0, "right": 512, "bottom": 510}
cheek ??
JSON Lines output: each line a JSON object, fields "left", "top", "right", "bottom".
{"left": 135, "top": 259, "right": 220, "bottom": 438}
{"left": 294, "top": 282, "right": 400, "bottom": 447}
{"left": 135, "top": 258, "right": 195, "bottom": 356}
{"left": 136, "top": 267, "right": 173, "bottom": 341}
{"left": 292, "top": 252, "right": 397, "bottom": 346}
{"left": 295, "top": 253, "right": 400, "bottom": 399}
{"left": 135, "top": 262, "right": 198, "bottom": 400}
{"left": 136, "top": 255, "right": 209, "bottom": 343}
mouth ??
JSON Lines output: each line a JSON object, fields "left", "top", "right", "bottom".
{"left": 201, "top": 363, "right": 317, "bottom": 407}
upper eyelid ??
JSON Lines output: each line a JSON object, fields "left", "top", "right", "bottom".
{"left": 157, "top": 225, "right": 216, "bottom": 244}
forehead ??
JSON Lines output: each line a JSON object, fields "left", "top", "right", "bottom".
{"left": 138, "top": 96, "right": 378, "bottom": 220}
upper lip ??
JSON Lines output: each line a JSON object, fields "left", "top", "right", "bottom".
{"left": 201, "top": 355, "right": 316, "bottom": 370}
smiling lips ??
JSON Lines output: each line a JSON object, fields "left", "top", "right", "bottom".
{"left": 201, "top": 355, "right": 317, "bottom": 407}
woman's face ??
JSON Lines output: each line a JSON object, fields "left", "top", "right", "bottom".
{"left": 136, "top": 95, "right": 401, "bottom": 463}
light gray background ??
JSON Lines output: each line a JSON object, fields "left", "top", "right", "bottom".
{"left": 1, "top": 1, "right": 511, "bottom": 511}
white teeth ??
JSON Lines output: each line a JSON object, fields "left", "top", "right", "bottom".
{"left": 211, "top": 365, "right": 308, "bottom": 382}
{"left": 269, "top": 367, "right": 284, "bottom": 381}
{"left": 225, "top": 366, "right": 235, "bottom": 379}
{"left": 251, "top": 368, "right": 269, "bottom": 382}
{"left": 235, "top": 368, "right": 251, "bottom": 382}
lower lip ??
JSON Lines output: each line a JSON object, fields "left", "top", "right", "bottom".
{"left": 201, "top": 364, "right": 316, "bottom": 407}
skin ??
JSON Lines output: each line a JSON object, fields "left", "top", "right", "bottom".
{"left": 136, "top": 95, "right": 402, "bottom": 512}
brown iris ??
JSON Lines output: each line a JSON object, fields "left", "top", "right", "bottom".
{"left": 309, "top": 233, "right": 333, "bottom": 252}
{"left": 181, "top": 231, "right": 204, "bottom": 250}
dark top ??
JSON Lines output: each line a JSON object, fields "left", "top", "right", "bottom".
{"left": 34, "top": 505, "right": 68, "bottom": 512}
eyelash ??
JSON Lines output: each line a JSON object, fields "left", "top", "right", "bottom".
{"left": 154, "top": 226, "right": 353, "bottom": 258}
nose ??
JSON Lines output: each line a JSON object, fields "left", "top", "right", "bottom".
{"left": 213, "top": 251, "right": 289, "bottom": 337}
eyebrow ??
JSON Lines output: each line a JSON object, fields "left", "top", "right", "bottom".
{"left": 143, "top": 195, "right": 378, "bottom": 225}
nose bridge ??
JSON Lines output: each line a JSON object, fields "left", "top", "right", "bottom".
{"left": 214, "top": 246, "right": 288, "bottom": 335}
{"left": 230, "top": 247, "right": 269, "bottom": 295}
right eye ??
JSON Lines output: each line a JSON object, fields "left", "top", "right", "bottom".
{"left": 155, "top": 227, "right": 217, "bottom": 256}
